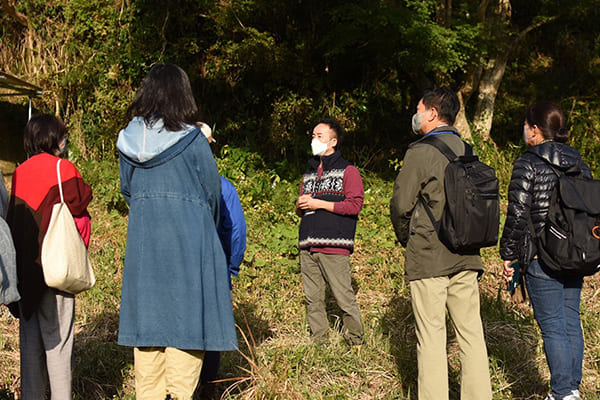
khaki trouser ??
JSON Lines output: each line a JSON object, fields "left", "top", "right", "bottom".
{"left": 300, "top": 250, "right": 363, "bottom": 344}
{"left": 134, "top": 347, "right": 205, "bottom": 400}
{"left": 410, "top": 270, "right": 492, "bottom": 400}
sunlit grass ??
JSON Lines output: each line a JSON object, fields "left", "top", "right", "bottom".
{"left": 2, "top": 149, "right": 600, "bottom": 399}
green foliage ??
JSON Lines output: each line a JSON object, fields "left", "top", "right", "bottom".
{"left": 2, "top": 0, "right": 599, "bottom": 178}
{"left": 565, "top": 100, "right": 600, "bottom": 177}
{"left": 78, "top": 158, "right": 128, "bottom": 214}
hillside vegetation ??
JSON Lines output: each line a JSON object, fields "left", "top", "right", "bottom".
{"left": 1, "top": 0, "right": 600, "bottom": 398}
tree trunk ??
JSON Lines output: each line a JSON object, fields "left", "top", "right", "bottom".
{"left": 469, "top": 0, "right": 511, "bottom": 139}
{"left": 471, "top": 51, "right": 509, "bottom": 139}
{"left": 457, "top": 0, "right": 511, "bottom": 140}
{"left": 469, "top": 1, "right": 555, "bottom": 140}
{"left": 456, "top": 63, "right": 483, "bottom": 140}
{"left": 455, "top": 91, "right": 472, "bottom": 139}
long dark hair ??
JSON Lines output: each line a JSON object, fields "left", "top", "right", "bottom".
{"left": 127, "top": 64, "right": 198, "bottom": 132}
{"left": 24, "top": 114, "right": 67, "bottom": 157}
{"left": 525, "top": 101, "right": 569, "bottom": 143}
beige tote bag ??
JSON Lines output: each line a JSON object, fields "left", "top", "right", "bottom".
{"left": 41, "top": 159, "right": 95, "bottom": 294}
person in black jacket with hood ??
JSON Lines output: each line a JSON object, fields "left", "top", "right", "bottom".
{"left": 500, "top": 102, "right": 592, "bottom": 400}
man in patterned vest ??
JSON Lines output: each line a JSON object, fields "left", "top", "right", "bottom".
{"left": 296, "top": 118, "right": 364, "bottom": 345}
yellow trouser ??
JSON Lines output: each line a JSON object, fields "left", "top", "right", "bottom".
{"left": 410, "top": 270, "right": 492, "bottom": 400}
{"left": 134, "top": 347, "right": 205, "bottom": 400}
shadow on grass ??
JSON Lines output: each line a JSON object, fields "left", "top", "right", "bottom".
{"left": 0, "top": 387, "right": 16, "bottom": 400}
{"left": 73, "top": 310, "right": 132, "bottom": 400}
{"left": 381, "top": 286, "right": 547, "bottom": 400}
{"left": 203, "top": 299, "right": 274, "bottom": 399}
{"left": 481, "top": 288, "right": 547, "bottom": 399}
{"left": 381, "top": 291, "right": 418, "bottom": 400}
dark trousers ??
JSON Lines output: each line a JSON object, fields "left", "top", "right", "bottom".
{"left": 199, "top": 351, "right": 220, "bottom": 384}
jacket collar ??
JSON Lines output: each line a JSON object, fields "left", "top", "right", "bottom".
{"left": 527, "top": 141, "right": 583, "bottom": 173}
{"left": 410, "top": 126, "right": 459, "bottom": 148}
{"left": 308, "top": 150, "right": 342, "bottom": 170}
{"left": 423, "top": 125, "right": 459, "bottom": 137}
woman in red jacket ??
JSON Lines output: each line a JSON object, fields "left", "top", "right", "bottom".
{"left": 7, "top": 114, "right": 92, "bottom": 400}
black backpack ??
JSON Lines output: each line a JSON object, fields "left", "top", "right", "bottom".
{"left": 528, "top": 155, "right": 600, "bottom": 277}
{"left": 419, "top": 135, "right": 500, "bottom": 254}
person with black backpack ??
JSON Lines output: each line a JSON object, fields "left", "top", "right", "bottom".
{"left": 500, "top": 102, "right": 593, "bottom": 400}
{"left": 390, "top": 87, "right": 494, "bottom": 400}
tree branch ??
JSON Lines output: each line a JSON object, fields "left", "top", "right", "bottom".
{"left": 515, "top": 15, "right": 559, "bottom": 43}
{"left": 0, "top": 0, "right": 28, "bottom": 27}
{"left": 477, "top": 0, "right": 492, "bottom": 23}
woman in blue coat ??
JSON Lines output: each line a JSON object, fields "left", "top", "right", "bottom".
{"left": 116, "top": 64, "right": 237, "bottom": 400}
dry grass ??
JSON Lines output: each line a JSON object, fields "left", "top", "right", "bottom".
{"left": 2, "top": 168, "right": 600, "bottom": 399}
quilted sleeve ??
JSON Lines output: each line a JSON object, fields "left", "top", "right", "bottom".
{"left": 499, "top": 156, "right": 536, "bottom": 261}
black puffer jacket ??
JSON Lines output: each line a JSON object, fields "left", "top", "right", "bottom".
{"left": 500, "top": 141, "right": 592, "bottom": 262}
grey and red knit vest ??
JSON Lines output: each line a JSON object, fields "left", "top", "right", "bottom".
{"left": 298, "top": 151, "right": 358, "bottom": 253}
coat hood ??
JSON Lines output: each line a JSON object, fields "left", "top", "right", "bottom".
{"left": 528, "top": 141, "right": 583, "bottom": 173}
{"left": 117, "top": 117, "right": 196, "bottom": 163}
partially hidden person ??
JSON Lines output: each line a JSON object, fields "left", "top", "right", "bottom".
{"left": 196, "top": 123, "right": 247, "bottom": 399}
{"left": 116, "top": 64, "right": 237, "bottom": 400}
{"left": 7, "top": 114, "right": 92, "bottom": 400}
{"left": 500, "top": 102, "right": 590, "bottom": 400}
{"left": 389, "top": 87, "right": 493, "bottom": 400}
{"left": 296, "top": 118, "right": 364, "bottom": 345}
{"left": 0, "top": 172, "right": 19, "bottom": 306}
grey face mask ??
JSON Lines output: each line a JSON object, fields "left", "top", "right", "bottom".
{"left": 523, "top": 125, "right": 533, "bottom": 145}
{"left": 412, "top": 111, "right": 427, "bottom": 135}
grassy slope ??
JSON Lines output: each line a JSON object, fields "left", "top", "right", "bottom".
{"left": 1, "top": 153, "right": 600, "bottom": 400}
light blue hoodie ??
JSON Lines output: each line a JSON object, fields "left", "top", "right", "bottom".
{"left": 117, "top": 117, "right": 196, "bottom": 162}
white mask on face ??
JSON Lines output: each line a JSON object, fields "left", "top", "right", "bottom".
{"left": 523, "top": 125, "right": 534, "bottom": 145}
{"left": 311, "top": 138, "right": 330, "bottom": 156}
{"left": 411, "top": 110, "right": 429, "bottom": 135}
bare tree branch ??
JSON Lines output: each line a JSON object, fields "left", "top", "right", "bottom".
{"left": 477, "top": 0, "right": 492, "bottom": 23}
{"left": 515, "top": 15, "right": 559, "bottom": 43}
{"left": 0, "top": 0, "right": 28, "bottom": 27}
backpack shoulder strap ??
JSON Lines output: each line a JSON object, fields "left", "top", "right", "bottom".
{"left": 527, "top": 213, "right": 537, "bottom": 240}
{"left": 420, "top": 135, "right": 459, "bottom": 161}
{"left": 416, "top": 135, "right": 464, "bottom": 233}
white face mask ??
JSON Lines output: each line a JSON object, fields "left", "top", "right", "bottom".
{"left": 411, "top": 110, "right": 429, "bottom": 135}
{"left": 311, "top": 138, "right": 329, "bottom": 156}
{"left": 523, "top": 125, "right": 533, "bottom": 145}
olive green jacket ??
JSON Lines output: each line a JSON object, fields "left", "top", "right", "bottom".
{"left": 390, "top": 128, "right": 483, "bottom": 281}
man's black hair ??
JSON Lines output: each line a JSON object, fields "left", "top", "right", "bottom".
{"left": 315, "top": 118, "right": 344, "bottom": 148}
{"left": 421, "top": 87, "right": 460, "bottom": 125}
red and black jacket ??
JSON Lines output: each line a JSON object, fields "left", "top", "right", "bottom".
{"left": 7, "top": 152, "right": 92, "bottom": 319}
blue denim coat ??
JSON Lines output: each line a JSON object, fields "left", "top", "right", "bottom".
{"left": 117, "top": 118, "right": 237, "bottom": 351}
